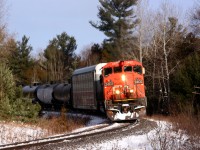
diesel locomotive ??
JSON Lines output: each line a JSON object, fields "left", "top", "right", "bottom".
{"left": 23, "top": 60, "right": 147, "bottom": 121}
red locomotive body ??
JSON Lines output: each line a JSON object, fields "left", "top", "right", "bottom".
{"left": 101, "top": 60, "right": 147, "bottom": 121}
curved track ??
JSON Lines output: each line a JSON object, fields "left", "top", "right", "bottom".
{"left": 0, "top": 120, "right": 139, "bottom": 150}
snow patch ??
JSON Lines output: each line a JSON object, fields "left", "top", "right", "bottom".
{"left": 0, "top": 118, "right": 198, "bottom": 149}
{"left": 74, "top": 120, "right": 193, "bottom": 150}
{"left": 0, "top": 122, "right": 47, "bottom": 145}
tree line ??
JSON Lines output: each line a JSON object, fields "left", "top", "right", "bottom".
{"left": 82, "top": 0, "right": 200, "bottom": 115}
{"left": 0, "top": 0, "right": 199, "bottom": 119}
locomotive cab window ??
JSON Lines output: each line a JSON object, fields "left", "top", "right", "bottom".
{"left": 124, "top": 66, "right": 132, "bottom": 72}
{"left": 133, "top": 65, "right": 142, "bottom": 74}
{"left": 114, "top": 66, "right": 122, "bottom": 73}
{"left": 104, "top": 67, "right": 112, "bottom": 76}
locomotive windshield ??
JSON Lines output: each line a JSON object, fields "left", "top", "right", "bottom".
{"left": 104, "top": 65, "right": 142, "bottom": 75}
{"left": 114, "top": 66, "right": 122, "bottom": 73}
{"left": 124, "top": 66, "right": 132, "bottom": 72}
{"left": 133, "top": 65, "right": 142, "bottom": 74}
{"left": 124, "top": 65, "right": 142, "bottom": 74}
{"left": 104, "top": 67, "right": 112, "bottom": 76}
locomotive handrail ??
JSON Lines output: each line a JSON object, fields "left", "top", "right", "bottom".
{"left": 192, "top": 86, "right": 200, "bottom": 95}
{"left": 192, "top": 92, "right": 200, "bottom": 95}
{"left": 194, "top": 86, "right": 200, "bottom": 89}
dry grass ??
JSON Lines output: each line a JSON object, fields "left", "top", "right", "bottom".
{"left": 169, "top": 114, "right": 200, "bottom": 136}
{"left": 146, "top": 111, "right": 200, "bottom": 149}
{"left": 168, "top": 113, "right": 200, "bottom": 149}
{"left": 36, "top": 113, "right": 90, "bottom": 135}
{"left": 0, "top": 109, "right": 91, "bottom": 145}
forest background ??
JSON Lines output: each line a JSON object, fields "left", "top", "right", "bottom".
{"left": 0, "top": 0, "right": 199, "bottom": 120}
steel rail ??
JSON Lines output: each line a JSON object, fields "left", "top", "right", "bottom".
{"left": 0, "top": 121, "right": 138, "bottom": 150}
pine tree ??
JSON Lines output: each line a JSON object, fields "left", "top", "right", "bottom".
{"left": 90, "top": 0, "right": 138, "bottom": 60}
{"left": 44, "top": 32, "right": 77, "bottom": 81}
{"left": 0, "top": 63, "right": 15, "bottom": 118}
{"left": 171, "top": 52, "right": 200, "bottom": 112}
{"left": 10, "top": 35, "right": 33, "bottom": 85}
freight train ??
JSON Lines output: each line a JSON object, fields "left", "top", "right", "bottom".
{"left": 23, "top": 60, "right": 147, "bottom": 121}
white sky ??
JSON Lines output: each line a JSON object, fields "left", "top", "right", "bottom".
{"left": 6, "top": 0, "right": 195, "bottom": 56}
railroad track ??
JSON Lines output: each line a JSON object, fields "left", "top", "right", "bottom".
{"left": 0, "top": 120, "right": 139, "bottom": 150}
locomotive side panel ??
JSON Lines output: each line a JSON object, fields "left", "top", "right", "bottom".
{"left": 72, "top": 63, "right": 107, "bottom": 110}
{"left": 72, "top": 72, "right": 97, "bottom": 110}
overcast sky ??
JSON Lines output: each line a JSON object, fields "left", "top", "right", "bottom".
{"left": 7, "top": 0, "right": 195, "bottom": 56}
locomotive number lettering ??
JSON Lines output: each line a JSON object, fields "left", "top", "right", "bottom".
{"left": 135, "top": 78, "right": 143, "bottom": 84}
{"left": 104, "top": 80, "right": 114, "bottom": 86}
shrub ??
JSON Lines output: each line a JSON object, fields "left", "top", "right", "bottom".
{"left": 37, "top": 108, "right": 90, "bottom": 135}
{"left": 0, "top": 63, "right": 15, "bottom": 119}
{"left": 0, "top": 62, "right": 41, "bottom": 122}
{"left": 11, "top": 97, "right": 41, "bottom": 122}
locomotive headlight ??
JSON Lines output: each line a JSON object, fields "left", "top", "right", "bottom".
{"left": 142, "top": 67, "right": 145, "bottom": 74}
{"left": 130, "top": 89, "right": 134, "bottom": 93}
{"left": 121, "top": 74, "right": 126, "bottom": 82}
{"left": 115, "top": 90, "right": 120, "bottom": 95}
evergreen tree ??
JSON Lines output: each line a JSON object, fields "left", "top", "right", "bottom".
{"left": 0, "top": 63, "right": 15, "bottom": 118}
{"left": 10, "top": 35, "right": 34, "bottom": 85}
{"left": 0, "top": 62, "right": 41, "bottom": 121}
{"left": 91, "top": 43, "right": 103, "bottom": 63}
{"left": 44, "top": 32, "right": 77, "bottom": 81}
{"left": 171, "top": 4, "right": 200, "bottom": 109}
{"left": 79, "top": 43, "right": 103, "bottom": 67}
{"left": 171, "top": 52, "right": 200, "bottom": 112}
{"left": 90, "top": 0, "right": 138, "bottom": 60}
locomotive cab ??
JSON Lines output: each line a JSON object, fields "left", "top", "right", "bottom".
{"left": 102, "top": 60, "right": 147, "bottom": 121}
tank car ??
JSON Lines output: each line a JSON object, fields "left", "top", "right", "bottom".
{"left": 22, "top": 82, "right": 41, "bottom": 103}
{"left": 35, "top": 84, "right": 58, "bottom": 109}
{"left": 22, "top": 85, "right": 38, "bottom": 96}
{"left": 33, "top": 83, "right": 71, "bottom": 109}
{"left": 22, "top": 82, "right": 41, "bottom": 95}
{"left": 52, "top": 83, "right": 71, "bottom": 107}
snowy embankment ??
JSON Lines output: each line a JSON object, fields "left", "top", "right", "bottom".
{"left": 81, "top": 120, "right": 190, "bottom": 150}
{"left": 0, "top": 115, "right": 107, "bottom": 145}
{"left": 0, "top": 116, "right": 199, "bottom": 149}
{"left": 0, "top": 121, "right": 47, "bottom": 145}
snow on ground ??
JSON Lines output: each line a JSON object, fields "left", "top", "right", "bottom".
{"left": 0, "top": 121, "right": 47, "bottom": 145}
{"left": 75, "top": 120, "right": 191, "bottom": 150}
{"left": 0, "top": 114, "right": 107, "bottom": 145}
{"left": 86, "top": 115, "right": 108, "bottom": 126}
{"left": 0, "top": 116, "right": 196, "bottom": 149}
{"left": 70, "top": 115, "right": 108, "bottom": 133}
{"left": 81, "top": 133, "right": 151, "bottom": 150}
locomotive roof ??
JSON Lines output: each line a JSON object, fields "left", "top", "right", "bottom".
{"left": 104, "top": 60, "right": 142, "bottom": 68}
{"left": 73, "top": 63, "right": 107, "bottom": 75}
{"left": 102, "top": 60, "right": 142, "bottom": 68}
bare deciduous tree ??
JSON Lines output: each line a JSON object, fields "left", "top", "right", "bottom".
{"left": 190, "top": 0, "right": 200, "bottom": 37}
{"left": 135, "top": 0, "right": 153, "bottom": 62}
{"left": 79, "top": 45, "right": 93, "bottom": 67}
{"left": 144, "top": 1, "right": 186, "bottom": 113}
